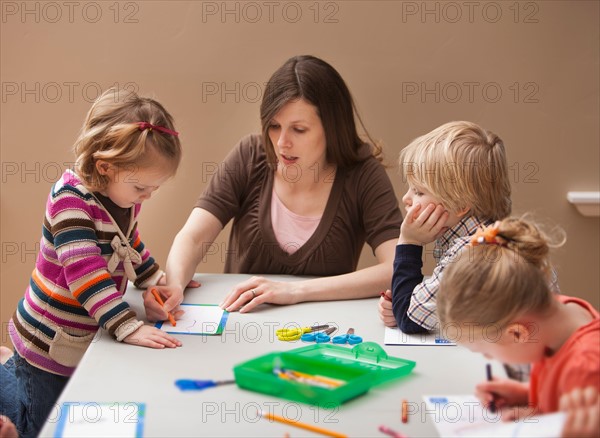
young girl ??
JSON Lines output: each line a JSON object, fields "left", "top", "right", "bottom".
{"left": 0, "top": 88, "right": 183, "bottom": 437}
{"left": 437, "top": 217, "right": 599, "bottom": 419}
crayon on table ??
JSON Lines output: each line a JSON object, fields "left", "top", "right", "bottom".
{"left": 151, "top": 288, "right": 177, "bottom": 327}
{"left": 402, "top": 399, "right": 408, "bottom": 423}
{"left": 380, "top": 291, "right": 392, "bottom": 302}
{"left": 379, "top": 424, "right": 408, "bottom": 438}
{"left": 258, "top": 410, "right": 347, "bottom": 438}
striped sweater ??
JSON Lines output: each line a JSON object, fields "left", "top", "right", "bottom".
{"left": 9, "top": 170, "right": 162, "bottom": 376}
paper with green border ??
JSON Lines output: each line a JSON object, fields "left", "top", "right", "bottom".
{"left": 155, "top": 304, "right": 229, "bottom": 335}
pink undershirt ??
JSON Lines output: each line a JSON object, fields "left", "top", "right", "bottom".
{"left": 271, "top": 189, "right": 322, "bottom": 255}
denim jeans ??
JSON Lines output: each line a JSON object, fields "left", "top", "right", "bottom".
{"left": 2, "top": 352, "right": 69, "bottom": 438}
{"left": 0, "top": 354, "right": 18, "bottom": 423}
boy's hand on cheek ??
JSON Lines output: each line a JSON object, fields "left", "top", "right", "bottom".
{"left": 399, "top": 203, "right": 449, "bottom": 245}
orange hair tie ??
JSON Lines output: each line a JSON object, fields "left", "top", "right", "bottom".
{"left": 470, "top": 225, "right": 506, "bottom": 246}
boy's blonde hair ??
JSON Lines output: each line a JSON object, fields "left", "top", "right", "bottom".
{"left": 74, "top": 88, "right": 182, "bottom": 191}
{"left": 400, "top": 121, "right": 511, "bottom": 220}
{"left": 437, "top": 217, "right": 564, "bottom": 329}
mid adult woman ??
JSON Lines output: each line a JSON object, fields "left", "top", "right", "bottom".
{"left": 145, "top": 55, "right": 402, "bottom": 318}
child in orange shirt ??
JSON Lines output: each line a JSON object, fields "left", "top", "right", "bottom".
{"left": 437, "top": 217, "right": 599, "bottom": 418}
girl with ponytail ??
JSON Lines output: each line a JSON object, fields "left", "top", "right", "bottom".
{"left": 1, "top": 88, "right": 186, "bottom": 437}
{"left": 437, "top": 217, "right": 599, "bottom": 422}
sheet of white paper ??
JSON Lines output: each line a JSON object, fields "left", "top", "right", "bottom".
{"left": 54, "top": 402, "right": 144, "bottom": 438}
{"left": 460, "top": 412, "right": 566, "bottom": 437}
{"left": 157, "top": 304, "right": 227, "bottom": 335}
{"left": 384, "top": 327, "right": 456, "bottom": 346}
{"left": 422, "top": 395, "right": 566, "bottom": 438}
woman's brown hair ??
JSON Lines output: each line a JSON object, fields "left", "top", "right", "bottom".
{"left": 260, "top": 55, "right": 381, "bottom": 168}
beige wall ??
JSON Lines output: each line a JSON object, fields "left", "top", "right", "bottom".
{"left": 1, "top": 1, "right": 598, "bottom": 346}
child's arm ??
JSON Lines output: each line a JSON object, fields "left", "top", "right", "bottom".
{"left": 390, "top": 203, "right": 448, "bottom": 333}
{"left": 129, "top": 227, "right": 164, "bottom": 289}
{"left": 391, "top": 244, "right": 428, "bottom": 333}
{"left": 122, "top": 325, "right": 181, "bottom": 349}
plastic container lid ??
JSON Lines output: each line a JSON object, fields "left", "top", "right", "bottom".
{"left": 233, "top": 342, "right": 415, "bottom": 407}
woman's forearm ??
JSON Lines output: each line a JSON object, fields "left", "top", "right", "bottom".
{"left": 165, "top": 231, "right": 203, "bottom": 292}
{"left": 291, "top": 239, "right": 396, "bottom": 302}
{"left": 165, "top": 208, "right": 224, "bottom": 292}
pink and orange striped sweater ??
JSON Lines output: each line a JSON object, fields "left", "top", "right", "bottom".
{"left": 9, "top": 170, "right": 163, "bottom": 376}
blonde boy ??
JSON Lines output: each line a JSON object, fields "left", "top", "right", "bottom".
{"left": 379, "top": 121, "right": 511, "bottom": 333}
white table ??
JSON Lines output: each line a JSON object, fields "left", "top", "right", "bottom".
{"left": 40, "top": 274, "right": 500, "bottom": 437}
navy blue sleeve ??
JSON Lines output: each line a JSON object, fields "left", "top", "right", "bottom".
{"left": 392, "top": 245, "right": 429, "bottom": 334}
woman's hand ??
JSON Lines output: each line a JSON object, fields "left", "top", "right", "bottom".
{"left": 399, "top": 203, "right": 449, "bottom": 245}
{"left": 378, "top": 289, "right": 397, "bottom": 327}
{"left": 123, "top": 325, "right": 182, "bottom": 349}
{"left": 219, "top": 276, "right": 301, "bottom": 313}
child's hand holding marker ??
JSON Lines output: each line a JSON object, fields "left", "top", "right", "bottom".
{"left": 379, "top": 290, "right": 397, "bottom": 327}
{"left": 151, "top": 288, "right": 177, "bottom": 327}
{"left": 475, "top": 374, "right": 530, "bottom": 417}
{"left": 144, "top": 286, "right": 184, "bottom": 323}
{"left": 143, "top": 279, "right": 201, "bottom": 322}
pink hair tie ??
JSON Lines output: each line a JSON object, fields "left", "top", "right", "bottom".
{"left": 137, "top": 121, "right": 179, "bottom": 137}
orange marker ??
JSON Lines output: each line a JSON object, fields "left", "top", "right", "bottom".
{"left": 401, "top": 399, "right": 408, "bottom": 423}
{"left": 151, "top": 288, "right": 176, "bottom": 327}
